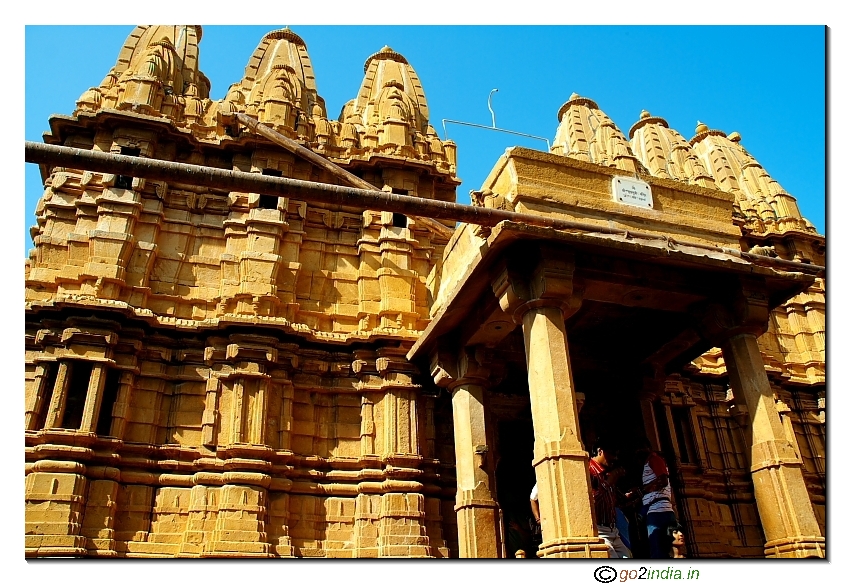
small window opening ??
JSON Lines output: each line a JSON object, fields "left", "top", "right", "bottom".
{"left": 116, "top": 147, "right": 140, "bottom": 189}
{"left": 96, "top": 368, "right": 122, "bottom": 436}
{"left": 260, "top": 169, "right": 282, "bottom": 209}
{"left": 34, "top": 362, "right": 59, "bottom": 430}
{"left": 392, "top": 213, "right": 408, "bottom": 228}
{"left": 61, "top": 361, "right": 94, "bottom": 430}
{"left": 671, "top": 407, "right": 697, "bottom": 464}
{"left": 259, "top": 195, "right": 278, "bottom": 210}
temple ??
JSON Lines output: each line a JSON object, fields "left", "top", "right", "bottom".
{"left": 25, "top": 26, "right": 825, "bottom": 558}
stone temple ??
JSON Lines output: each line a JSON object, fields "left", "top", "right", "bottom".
{"left": 24, "top": 25, "right": 825, "bottom": 558}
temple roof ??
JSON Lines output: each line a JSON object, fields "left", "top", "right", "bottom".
{"left": 627, "top": 113, "right": 818, "bottom": 236}
{"left": 551, "top": 93, "right": 645, "bottom": 173}
{"left": 113, "top": 25, "right": 204, "bottom": 90}
{"left": 238, "top": 27, "right": 324, "bottom": 117}
{"left": 74, "top": 25, "right": 212, "bottom": 129}
{"left": 341, "top": 46, "right": 430, "bottom": 133}
{"left": 628, "top": 110, "right": 715, "bottom": 188}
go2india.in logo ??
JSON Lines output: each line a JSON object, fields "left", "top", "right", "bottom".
{"left": 594, "top": 565, "right": 699, "bottom": 582}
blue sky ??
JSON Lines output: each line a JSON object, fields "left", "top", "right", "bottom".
{"left": 25, "top": 25, "right": 825, "bottom": 254}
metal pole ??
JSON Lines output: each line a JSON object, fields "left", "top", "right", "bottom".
{"left": 24, "top": 141, "right": 824, "bottom": 277}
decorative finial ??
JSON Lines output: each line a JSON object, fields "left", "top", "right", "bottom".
{"left": 640, "top": 110, "right": 650, "bottom": 119}
{"left": 569, "top": 92, "right": 580, "bottom": 100}
{"left": 728, "top": 132, "right": 742, "bottom": 143}
{"left": 695, "top": 121, "right": 709, "bottom": 134}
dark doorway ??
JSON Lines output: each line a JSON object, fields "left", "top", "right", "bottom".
{"left": 495, "top": 415, "right": 538, "bottom": 558}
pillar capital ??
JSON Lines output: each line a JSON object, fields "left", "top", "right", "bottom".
{"left": 429, "top": 345, "right": 495, "bottom": 390}
{"left": 492, "top": 246, "right": 583, "bottom": 324}
{"left": 695, "top": 276, "right": 770, "bottom": 346}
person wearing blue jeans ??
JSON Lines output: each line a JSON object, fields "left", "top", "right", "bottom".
{"left": 630, "top": 439, "right": 678, "bottom": 559}
{"left": 646, "top": 509, "right": 677, "bottom": 558}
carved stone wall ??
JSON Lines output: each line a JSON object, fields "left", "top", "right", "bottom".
{"left": 26, "top": 25, "right": 456, "bottom": 558}
{"left": 646, "top": 374, "right": 825, "bottom": 558}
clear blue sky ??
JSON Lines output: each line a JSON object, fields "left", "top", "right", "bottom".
{"left": 24, "top": 25, "right": 825, "bottom": 255}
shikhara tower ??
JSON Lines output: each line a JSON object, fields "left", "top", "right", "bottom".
{"left": 25, "top": 26, "right": 824, "bottom": 558}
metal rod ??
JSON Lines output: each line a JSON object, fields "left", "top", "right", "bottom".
{"left": 441, "top": 119, "right": 551, "bottom": 151}
{"left": 488, "top": 88, "right": 499, "bottom": 128}
{"left": 24, "top": 141, "right": 824, "bottom": 277}
{"left": 235, "top": 113, "right": 454, "bottom": 240}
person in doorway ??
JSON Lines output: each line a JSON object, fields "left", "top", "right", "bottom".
{"left": 529, "top": 483, "right": 540, "bottom": 525}
{"left": 589, "top": 438, "right": 632, "bottom": 558}
{"left": 606, "top": 466, "right": 632, "bottom": 552}
{"left": 669, "top": 523, "right": 687, "bottom": 558}
{"left": 631, "top": 438, "right": 677, "bottom": 559}
{"left": 529, "top": 483, "right": 542, "bottom": 551}
{"left": 505, "top": 512, "right": 533, "bottom": 558}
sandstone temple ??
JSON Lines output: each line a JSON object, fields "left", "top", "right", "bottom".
{"left": 24, "top": 25, "right": 825, "bottom": 558}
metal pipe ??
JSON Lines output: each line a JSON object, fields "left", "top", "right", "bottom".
{"left": 24, "top": 141, "right": 824, "bottom": 277}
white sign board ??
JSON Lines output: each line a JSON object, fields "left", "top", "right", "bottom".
{"left": 612, "top": 176, "right": 653, "bottom": 209}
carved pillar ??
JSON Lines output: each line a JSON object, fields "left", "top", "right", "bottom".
{"left": 267, "top": 366, "right": 294, "bottom": 452}
{"left": 201, "top": 374, "right": 222, "bottom": 448}
{"left": 80, "top": 468, "right": 120, "bottom": 556}
{"left": 203, "top": 336, "right": 276, "bottom": 454}
{"left": 431, "top": 347, "right": 502, "bottom": 558}
{"left": 44, "top": 361, "right": 71, "bottom": 429}
{"left": 79, "top": 363, "right": 108, "bottom": 433}
{"left": 722, "top": 333, "right": 824, "bottom": 557}
{"left": 360, "top": 395, "right": 377, "bottom": 457}
{"left": 699, "top": 278, "right": 825, "bottom": 558}
{"left": 373, "top": 347, "right": 432, "bottom": 557}
{"left": 108, "top": 371, "right": 135, "bottom": 440}
{"left": 26, "top": 362, "right": 56, "bottom": 430}
{"left": 353, "top": 349, "right": 380, "bottom": 458}
{"left": 492, "top": 248, "right": 606, "bottom": 559}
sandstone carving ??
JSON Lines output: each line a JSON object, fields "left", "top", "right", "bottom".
{"left": 26, "top": 26, "right": 824, "bottom": 559}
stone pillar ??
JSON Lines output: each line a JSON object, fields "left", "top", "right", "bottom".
{"left": 44, "top": 361, "right": 71, "bottom": 429}
{"left": 108, "top": 371, "right": 135, "bottom": 440}
{"left": 451, "top": 382, "right": 501, "bottom": 558}
{"left": 80, "top": 468, "right": 120, "bottom": 556}
{"left": 366, "top": 347, "right": 432, "bottom": 557}
{"left": 25, "top": 362, "right": 55, "bottom": 430}
{"left": 431, "top": 346, "right": 502, "bottom": 558}
{"left": 492, "top": 248, "right": 606, "bottom": 559}
{"left": 722, "top": 333, "right": 825, "bottom": 558}
{"left": 80, "top": 363, "right": 108, "bottom": 433}
{"left": 697, "top": 277, "right": 825, "bottom": 558}
{"left": 201, "top": 374, "right": 221, "bottom": 448}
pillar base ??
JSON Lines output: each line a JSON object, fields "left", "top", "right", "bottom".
{"left": 537, "top": 537, "right": 609, "bottom": 558}
{"left": 455, "top": 502, "right": 502, "bottom": 558}
{"left": 765, "top": 536, "right": 825, "bottom": 558}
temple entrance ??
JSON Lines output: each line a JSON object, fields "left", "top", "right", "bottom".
{"left": 487, "top": 335, "right": 655, "bottom": 558}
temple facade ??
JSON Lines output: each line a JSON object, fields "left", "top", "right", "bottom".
{"left": 25, "top": 26, "right": 825, "bottom": 558}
